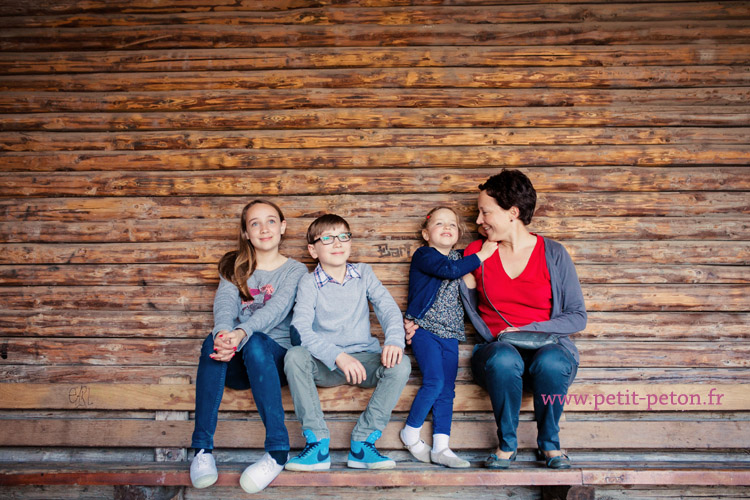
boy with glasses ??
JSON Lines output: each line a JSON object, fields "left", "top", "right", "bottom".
{"left": 284, "top": 214, "right": 411, "bottom": 471}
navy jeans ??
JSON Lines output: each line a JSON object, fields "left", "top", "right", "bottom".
{"left": 191, "top": 332, "right": 289, "bottom": 453}
{"left": 471, "top": 341, "right": 577, "bottom": 452}
{"left": 405, "top": 328, "right": 459, "bottom": 436}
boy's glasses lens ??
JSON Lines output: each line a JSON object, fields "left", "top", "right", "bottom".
{"left": 317, "top": 232, "right": 352, "bottom": 245}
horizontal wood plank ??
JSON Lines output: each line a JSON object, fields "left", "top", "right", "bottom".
{"left": 2, "top": 45, "right": 749, "bottom": 74}
{"left": 3, "top": 216, "right": 750, "bottom": 243}
{"left": 1, "top": 338, "right": 748, "bottom": 368}
{"left": 0, "top": 418, "right": 747, "bottom": 449}
{"left": 4, "top": 127, "right": 749, "bottom": 152}
{"left": 1, "top": 383, "right": 745, "bottom": 412}
{"left": 3, "top": 365, "right": 748, "bottom": 385}
{"left": 2, "top": 240, "right": 748, "bottom": 265}
{"left": 2, "top": 167, "right": 749, "bottom": 198}
{"left": 3, "top": 67, "right": 749, "bottom": 92}
{"left": 2, "top": 310, "right": 749, "bottom": 341}
{"left": 4, "top": 3, "right": 750, "bottom": 28}
{"left": 2, "top": 21, "right": 749, "bottom": 51}
{"left": 2, "top": 88, "right": 747, "bottom": 113}
{"left": 4, "top": 107, "right": 749, "bottom": 131}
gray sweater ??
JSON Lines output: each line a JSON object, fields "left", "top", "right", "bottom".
{"left": 292, "top": 262, "right": 406, "bottom": 371}
{"left": 211, "top": 258, "right": 308, "bottom": 351}
{"left": 460, "top": 237, "right": 586, "bottom": 364}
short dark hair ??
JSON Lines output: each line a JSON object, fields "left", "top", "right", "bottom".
{"left": 478, "top": 169, "right": 537, "bottom": 225}
{"left": 306, "top": 214, "right": 351, "bottom": 244}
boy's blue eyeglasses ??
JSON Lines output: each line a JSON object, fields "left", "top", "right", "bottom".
{"left": 313, "top": 232, "right": 352, "bottom": 245}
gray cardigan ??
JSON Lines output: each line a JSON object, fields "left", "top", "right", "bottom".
{"left": 460, "top": 236, "right": 586, "bottom": 364}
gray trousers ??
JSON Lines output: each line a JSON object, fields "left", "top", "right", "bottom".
{"left": 284, "top": 346, "right": 411, "bottom": 442}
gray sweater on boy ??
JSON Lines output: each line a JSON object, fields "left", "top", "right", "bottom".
{"left": 292, "top": 262, "right": 406, "bottom": 371}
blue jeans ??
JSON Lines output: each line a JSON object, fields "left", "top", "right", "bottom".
{"left": 191, "top": 332, "right": 289, "bottom": 453}
{"left": 405, "top": 328, "right": 459, "bottom": 436}
{"left": 471, "top": 341, "right": 577, "bottom": 452}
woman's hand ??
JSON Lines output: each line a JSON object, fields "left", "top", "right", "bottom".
{"left": 404, "top": 318, "right": 418, "bottom": 345}
{"left": 500, "top": 327, "right": 520, "bottom": 333}
{"left": 210, "top": 329, "right": 246, "bottom": 362}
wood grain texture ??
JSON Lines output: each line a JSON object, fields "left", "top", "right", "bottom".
{"left": 0, "top": 418, "right": 748, "bottom": 449}
{"left": 1, "top": 383, "right": 746, "bottom": 412}
{"left": 2, "top": 88, "right": 747, "bottom": 112}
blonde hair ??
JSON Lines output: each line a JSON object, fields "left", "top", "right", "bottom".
{"left": 218, "top": 200, "right": 285, "bottom": 300}
{"left": 420, "top": 206, "right": 466, "bottom": 245}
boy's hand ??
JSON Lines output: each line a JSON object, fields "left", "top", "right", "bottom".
{"left": 335, "top": 352, "right": 367, "bottom": 385}
{"left": 381, "top": 345, "right": 403, "bottom": 368}
{"left": 210, "top": 329, "right": 246, "bottom": 362}
{"left": 403, "top": 319, "right": 418, "bottom": 345}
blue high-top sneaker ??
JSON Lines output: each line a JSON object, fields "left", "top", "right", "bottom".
{"left": 347, "top": 430, "right": 396, "bottom": 469}
{"left": 285, "top": 429, "right": 331, "bottom": 471}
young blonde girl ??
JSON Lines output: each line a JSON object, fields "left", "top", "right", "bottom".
{"left": 190, "top": 200, "right": 307, "bottom": 493}
{"left": 400, "top": 207, "right": 497, "bottom": 467}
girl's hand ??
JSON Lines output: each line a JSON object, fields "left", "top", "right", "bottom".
{"left": 476, "top": 240, "right": 499, "bottom": 261}
{"left": 381, "top": 345, "right": 403, "bottom": 369}
{"left": 335, "top": 353, "right": 367, "bottom": 385}
{"left": 210, "top": 329, "right": 247, "bottom": 362}
{"left": 403, "top": 319, "right": 418, "bottom": 345}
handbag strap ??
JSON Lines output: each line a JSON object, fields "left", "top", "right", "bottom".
{"left": 480, "top": 262, "right": 515, "bottom": 329}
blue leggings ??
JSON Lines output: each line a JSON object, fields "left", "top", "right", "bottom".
{"left": 191, "top": 332, "right": 289, "bottom": 452}
{"left": 405, "top": 328, "right": 459, "bottom": 436}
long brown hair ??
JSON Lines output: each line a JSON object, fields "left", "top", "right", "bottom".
{"left": 218, "top": 200, "right": 285, "bottom": 300}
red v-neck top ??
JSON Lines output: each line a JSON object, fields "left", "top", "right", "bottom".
{"left": 465, "top": 235, "right": 552, "bottom": 337}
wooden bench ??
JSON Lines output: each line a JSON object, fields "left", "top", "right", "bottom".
{"left": 1, "top": 0, "right": 749, "bottom": 498}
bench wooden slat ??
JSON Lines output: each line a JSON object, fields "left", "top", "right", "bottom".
{"left": 1, "top": 418, "right": 748, "bottom": 449}
{"left": 2, "top": 462, "right": 749, "bottom": 488}
{"left": 1, "top": 383, "right": 746, "bottom": 412}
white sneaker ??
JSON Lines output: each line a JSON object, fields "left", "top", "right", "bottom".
{"left": 239, "top": 452, "right": 284, "bottom": 494}
{"left": 190, "top": 450, "right": 218, "bottom": 489}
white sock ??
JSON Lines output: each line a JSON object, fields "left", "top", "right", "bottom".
{"left": 432, "top": 433, "right": 455, "bottom": 456}
{"left": 400, "top": 425, "right": 422, "bottom": 446}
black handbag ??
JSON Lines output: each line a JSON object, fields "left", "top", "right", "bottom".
{"left": 481, "top": 263, "right": 559, "bottom": 350}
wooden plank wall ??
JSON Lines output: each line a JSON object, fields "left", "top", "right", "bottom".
{"left": 0, "top": 0, "right": 749, "bottom": 484}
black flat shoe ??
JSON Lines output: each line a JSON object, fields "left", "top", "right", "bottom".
{"left": 485, "top": 450, "right": 517, "bottom": 469}
{"left": 537, "top": 449, "right": 571, "bottom": 469}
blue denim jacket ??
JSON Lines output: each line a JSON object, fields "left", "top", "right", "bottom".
{"left": 405, "top": 246, "right": 482, "bottom": 320}
{"left": 460, "top": 237, "right": 586, "bottom": 364}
